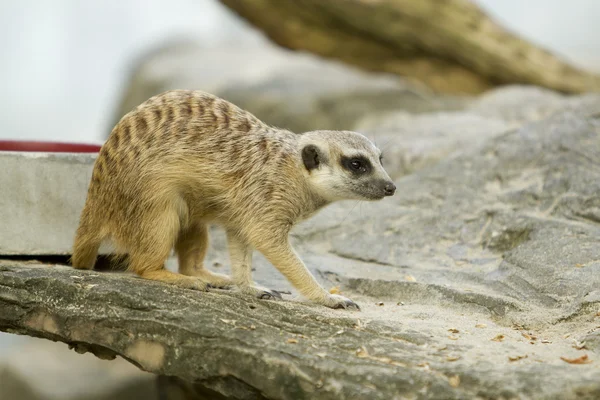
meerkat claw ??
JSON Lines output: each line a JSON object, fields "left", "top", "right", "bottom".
{"left": 332, "top": 300, "right": 360, "bottom": 311}
{"left": 259, "top": 289, "right": 283, "bottom": 300}
{"left": 325, "top": 294, "right": 360, "bottom": 310}
{"left": 207, "top": 283, "right": 234, "bottom": 290}
{"left": 177, "top": 278, "right": 210, "bottom": 292}
{"left": 239, "top": 285, "right": 283, "bottom": 300}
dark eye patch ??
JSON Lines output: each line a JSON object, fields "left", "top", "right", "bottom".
{"left": 341, "top": 155, "right": 372, "bottom": 175}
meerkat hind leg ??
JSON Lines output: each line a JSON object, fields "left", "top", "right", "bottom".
{"left": 227, "top": 230, "right": 282, "bottom": 300}
{"left": 125, "top": 206, "right": 209, "bottom": 291}
{"left": 176, "top": 222, "right": 233, "bottom": 288}
{"left": 129, "top": 250, "right": 209, "bottom": 291}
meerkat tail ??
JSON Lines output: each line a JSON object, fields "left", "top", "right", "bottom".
{"left": 71, "top": 237, "right": 100, "bottom": 269}
{"left": 71, "top": 211, "right": 101, "bottom": 270}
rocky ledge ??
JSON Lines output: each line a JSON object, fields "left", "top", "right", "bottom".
{"left": 2, "top": 90, "right": 600, "bottom": 399}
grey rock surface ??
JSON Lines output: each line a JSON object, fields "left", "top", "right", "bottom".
{"left": 355, "top": 85, "right": 600, "bottom": 179}
{"left": 355, "top": 112, "right": 510, "bottom": 179}
{"left": 2, "top": 98, "right": 600, "bottom": 399}
{"left": 112, "top": 40, "right": 469, "bottom": 134}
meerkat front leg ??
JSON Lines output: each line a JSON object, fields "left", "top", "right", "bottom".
{"left": 226, "top": 230, "right": 282, "bottom": 300}
{"left": 253, "top": 234, "right": 360, "bottom": 310}
{"left": 176, "top": 222, "right": 233, "bottom": 288}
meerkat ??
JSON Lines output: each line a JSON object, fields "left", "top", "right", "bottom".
{"left": 71, "top": 90, "right": 396, "bottom": 309}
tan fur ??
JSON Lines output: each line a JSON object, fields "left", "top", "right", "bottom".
{"left": 72, "top": 90, "right": 394, "bottom": 309}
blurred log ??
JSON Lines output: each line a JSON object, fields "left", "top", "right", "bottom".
{"left": 219, "top": 0, "right": 600, "bottom": 94}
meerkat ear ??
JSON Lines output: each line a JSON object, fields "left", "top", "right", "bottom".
{"left": 302, "top": 144, "right": 321, "bottom": 171}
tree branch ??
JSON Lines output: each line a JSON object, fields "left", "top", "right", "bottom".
{"left": 219, "top": 0, "right": 600, "bottom": 94}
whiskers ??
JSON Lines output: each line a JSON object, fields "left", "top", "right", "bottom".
{"left": 339, "top": 200, "right": 365, "bottom": 226}
{"left": 375, "top": 135, "right": 395, "bottom": 151}
{"left": 370, "top": 134, "right": 394, "bottom": 163}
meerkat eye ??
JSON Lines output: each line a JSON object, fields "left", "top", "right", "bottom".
{"left": 342, "top": 156, "right": 371, "bottom": 174}
{"left": 350, "top": 160, "right": 363, "bottom": 170}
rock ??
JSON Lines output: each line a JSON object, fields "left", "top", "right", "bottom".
{"left": 355, "top": 86, "right": 600, "bottom": 179}
{"left": 115, "top": 40, "right": 600, "bottom": 183}
{"left": 465, "top": 85, "right": 567, "bottom": 125}
{"left": 355, "top": 112, "right": 510, "bottom": 179}
{"left": 112, "top": 40, "right": 468, "bottom": 135}
{"left": 2, "top": 103, "right": 600, "bottom": 399}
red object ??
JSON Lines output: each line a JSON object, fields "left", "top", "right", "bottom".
{"left": 0, "top": 140, "right": 102, "bottom": 153}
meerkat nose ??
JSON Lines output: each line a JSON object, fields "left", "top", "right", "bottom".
{"left": 384, "top": 182, "right": 396, "bottom": 196}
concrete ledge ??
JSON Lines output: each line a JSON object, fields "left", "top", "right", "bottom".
{"left": 0, "top": 152, "right": 96, "bottom": 255}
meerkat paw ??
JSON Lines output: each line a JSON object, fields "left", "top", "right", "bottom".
{"left": 174, "top": 277, "right": 210, "bottom": 291}
{"left": 202, "top": 272, "right": 233, "bottom": 289}
{"left": 321, "top": 294, "right": 360, "bottom": 310}
{"left": 183, "top": 270, "right": 233, "bottom": 289}
{"left": 140, "top": 270, "right": 210, "bottom": 292}
{"left": 239, "top": 285, "right": 283, "bottom": 301}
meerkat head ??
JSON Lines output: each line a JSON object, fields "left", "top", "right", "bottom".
{"left": 299, "top": 130, "right": 396, "bottom": 202}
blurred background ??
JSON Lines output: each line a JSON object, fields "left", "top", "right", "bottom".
{"left": 0, "top": 0, "right": 599, "bottom": 144}
{"left": 1, "top": 0, "right": 599, "bottom": 399}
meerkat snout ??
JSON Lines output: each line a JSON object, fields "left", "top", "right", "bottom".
{"left": 381, "top": 181, "right": 397, "bottom": 196}
{"left": 381, "top": 181, "right": 396, "bottom": 195}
